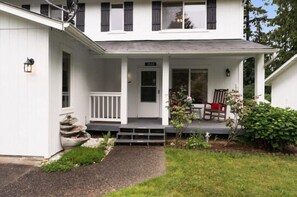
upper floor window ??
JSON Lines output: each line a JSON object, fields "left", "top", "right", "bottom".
{"left": 111, "top": 4, "right": 124, "bottom": 31}
{"left": 152, "top": 0, "right": 216, "bottom": 31}
{"left": 21, "top": 5, "right": 30, "bottom": 10}
{"left": 101, "top": 2, "right": 133, "bottom": 32}
{"left": 162, "top": 1, "right": 206, "bottom": 30}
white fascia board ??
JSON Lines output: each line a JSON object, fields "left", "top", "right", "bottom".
{"left": 102, "top": 49, "right": 277, "bottom": 56}
{"left": 265, "top": 54, "right": 297, "bottom": 85}
{"left": 63, "top": 23, "right": 105, "bottom": 55}
{"left": 0, "top": 2, "right": 63, "bottom": 30}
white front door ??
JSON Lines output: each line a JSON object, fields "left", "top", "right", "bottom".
{"left": 138, "top": 68, "right": 160, "bottom": 118}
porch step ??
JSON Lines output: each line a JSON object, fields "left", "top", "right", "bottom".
{"left": 116, "top": 127, "right": 165, "bottom": 146}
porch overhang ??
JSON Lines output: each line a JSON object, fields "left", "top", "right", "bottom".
{"left": 96, "top": 39, "right": 276, "bottom": 57}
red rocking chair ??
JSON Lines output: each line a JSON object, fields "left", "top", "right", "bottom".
{"left": 203, "top": 89, "right": 228, "bottom": 121}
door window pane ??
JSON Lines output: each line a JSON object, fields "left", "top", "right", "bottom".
{"left": 162, "top": 2, "right": 183, "bottom": 29}
{"left": 62, "top": 52, "right": 71, "bottom": 108}
{"left": 184, "top": 2, "right": 206, "bottom": 29}
{"left": 191, "top": 69, "right": 208, "bottom": 103}
{"left": 141, "top": 71, "right": 157, "bottom": 102}
{"left": 111, "top": 4, "right": 123, "bottom": 30}
{"left": 172, "top": 69, "right": 189, "bottom": 94}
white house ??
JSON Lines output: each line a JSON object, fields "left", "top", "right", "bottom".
{"left": 0, "top": 0, "right": 275, "bottom": 157}
{"left": 265, "top": 54, "right": 297, "bottom": 110}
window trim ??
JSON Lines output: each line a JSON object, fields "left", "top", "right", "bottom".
{"left": 161, "top": 0, "right": 207, "bottom": 31}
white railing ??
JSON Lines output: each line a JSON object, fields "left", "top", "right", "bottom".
{"left": 89, "top": 92, "right": 121, "bottom": 122}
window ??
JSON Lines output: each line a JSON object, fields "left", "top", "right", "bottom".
{"left": 62, "top": 52, "right": 71, "bottom": 108}
{"left": 172, "top": 69, "right": 207, "bottom": 104}
{"left": 50, "top": 5, "right": 62, "bottom": 20}
{"left": 22, "top": 5, "right": 30, "bottom": 10}
{"left": 111, "top": 4, "right": 124, "bottom": 31}
{"left": 161, "top": 1, "right": 206, "bottom": 30}
{"left": 101, "top": 2, "right": 133, "bottom": 32}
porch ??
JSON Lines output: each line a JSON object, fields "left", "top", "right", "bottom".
{"left": 86, "top": 118, "right": 230, "bottom": 135}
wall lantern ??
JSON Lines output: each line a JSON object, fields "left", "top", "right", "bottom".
{"left": 24, "top": 58, "right": 35, "bottom": 73}
{"left": 225, "top": 68, "right": 231, "bottom": 77}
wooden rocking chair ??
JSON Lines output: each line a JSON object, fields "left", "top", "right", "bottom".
{"left": 203, "top": 89, "right": 228, "bottom": 121}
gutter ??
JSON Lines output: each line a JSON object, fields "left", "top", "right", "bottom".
{"left": 63, "top": 23, "right": 105, "bottom": 54}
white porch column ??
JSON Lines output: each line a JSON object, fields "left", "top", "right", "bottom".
{"left": 238, "top": 61, "right": 244, "bottom": 95}
{"left": 121, "top": 57, "right": 128, "bottom": 124}
{"left": 162, "top": 56, "right": 169, "bottom": 126}
{"left": 255, "top": 54, "right": 265, "bottom": 102}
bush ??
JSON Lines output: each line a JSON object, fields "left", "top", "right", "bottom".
{"left": 42, "top": 147, "right": 105, "bottom": 172}
{"left": 244, "top": 103, "right": 297, "bottom": 151}
{"left": 186, "top": 132, "right": 211, "bottom": 149}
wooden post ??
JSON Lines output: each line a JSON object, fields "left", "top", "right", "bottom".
{"left": 255, "top": 54, "right": 265, "bottom": 102}
{"left": 121, "top": 57, "right": 128, "bottom": 124}
{"left": 162, "top": 56, "right": 169, "bottom": 125}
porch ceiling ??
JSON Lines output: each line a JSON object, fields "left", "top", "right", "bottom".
{"left": 96, "top": 39, "right": 276, "bottom": 56}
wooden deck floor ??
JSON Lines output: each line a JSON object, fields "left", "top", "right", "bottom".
{"left": 87, "top": 118, "right": 231, "bottom": 135}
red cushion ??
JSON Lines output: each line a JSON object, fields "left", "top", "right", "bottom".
{"left": 211, "top": 103, "right": 223, "bottom": 111}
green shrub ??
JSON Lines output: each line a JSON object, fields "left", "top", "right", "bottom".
{"left": 244, "top": 103, "right": 297, "bottom": 151}
{"left": 42, "top": 147, "right": 105, "bottom": 172}
{"left": 186, "top": 132, "right": 211, "bottom": 149}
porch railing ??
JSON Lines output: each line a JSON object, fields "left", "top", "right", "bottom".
{"left": 89, "top": 92, "right": 121, "bottom": 122}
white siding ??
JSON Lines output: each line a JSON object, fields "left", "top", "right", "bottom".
{"left": 270, "top": 62, "right": 297, "bottom": 110}
{"left": 7, "top": 0, "right": 244, "bottom": 41}
{"left": 48, "top": 29, "right": 91, "bottom": 157}
{"left": 0, "top": 12, "right": 50, "bottom": 157}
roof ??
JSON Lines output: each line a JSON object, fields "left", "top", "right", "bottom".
{"left": 265, "top": 54, "right": 297, "bottom": 85}
{"left": 96, "top": 39, "right": 276, "bottom": 55}
{"left": 0, "top": 1, "right": 104, "bottom": 54}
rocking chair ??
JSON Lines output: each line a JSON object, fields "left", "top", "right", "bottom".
{"left": 203, "top": 89, "right": 228, "bottom": 121}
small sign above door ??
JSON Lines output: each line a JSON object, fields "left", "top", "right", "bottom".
{"left": 145, "top": 62, "right": 157, "bottom": 67}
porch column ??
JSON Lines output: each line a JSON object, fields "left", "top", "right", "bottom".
{"left": 162, "top": 56, "right": 169, "bottom": 126}
{"left": 255, "top": 54, "right": 265, "bottom": 102}
{"left": 238, "top": 61, "right": 244, "bottom": 95}
{"left": 121, "top": 57, "right": 128, "bottom": 124}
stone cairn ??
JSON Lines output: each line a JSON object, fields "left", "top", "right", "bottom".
{"left": 60, "top": 115, "right": 91, "bottom": 149}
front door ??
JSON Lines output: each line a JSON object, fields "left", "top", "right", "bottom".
{"left": 138, "top": 68, "right": 160, "bottom": 117}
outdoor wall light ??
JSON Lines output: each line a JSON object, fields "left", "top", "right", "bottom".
{"left": 24, "top": 58, "right": 35, "bottom": 73}
{"left": 225, "top": 69, "right": 231, "bottom": 77}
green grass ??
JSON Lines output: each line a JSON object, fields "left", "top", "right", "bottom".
{"left": 41, "top": 146, "right": 105, "bottom": 172}
{"left": 106, "top": 148, "right": 297, "bottom": 197}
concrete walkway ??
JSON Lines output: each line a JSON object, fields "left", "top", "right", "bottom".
{"left": 0, "top": 146, "right": 165, "bottom": 197}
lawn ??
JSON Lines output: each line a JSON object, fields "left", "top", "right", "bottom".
{"left": 106, "top": 148, "right": 297, "bottom": 197}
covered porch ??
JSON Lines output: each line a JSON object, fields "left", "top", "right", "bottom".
{"left": 87, "top": 39, "right": 276, "bottom": 127}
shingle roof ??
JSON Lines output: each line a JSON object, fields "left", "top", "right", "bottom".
{"left": 96, "top": 39, "right": 276, "bottom": 55}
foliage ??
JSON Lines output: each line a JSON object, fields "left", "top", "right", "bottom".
{"left": 186, "top": 131, "right": 211, "bottom": 149}
{"left": 101, "top": 131, "right": 111, "bottom": 147}
{"left": 244, "top": 103, "right": 297, "bottom": 151}
{"left": 267, "top": 0, "right": 297, "bottom": 76}
{"left": 42, "top": 146, "right": 105, "bottom": 172}
{"left": 168, "top": 86, "right": 196, "bottom": 146}
{"left": 106, "top": 149, "right": 297, "bottom": 197}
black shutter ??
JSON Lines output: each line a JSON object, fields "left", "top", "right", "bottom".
{"left": 101, "top": 3, "right": 110, "bottom": 32}
{"left": 63, "top": 6, "right": 69, "bottom": 22}
{"left": 207, "top": 0, "right": 216, "bottom": 29}
{"left": 40, "top": 4, "right": 49, "bottom": 16}
{"left": 22, "top": 5, "right": 30, "bottom": 10}
{"left": 152, "top": 1, "right": 161, "bottom": 31}
{"left": 76, "top": 3, "right": 85, "bottom": 32}
{"left": 124, "top": 2, "right": 133, "bottom": 31}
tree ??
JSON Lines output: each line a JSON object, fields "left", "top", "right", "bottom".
{"left": 243, "top": 0, "right": 269, "bottom": 99}
{"left": 267, "top": 0, "right": 297, "bottom": 76}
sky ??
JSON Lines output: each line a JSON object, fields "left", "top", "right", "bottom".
{"left": 252, "top": 0, "right": 277, "bottom": 19}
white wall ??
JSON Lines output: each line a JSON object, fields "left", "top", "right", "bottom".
{"left": 270, "top": 63, "right": 297, "bottom": 110}
{"left": 48, "top": 29, "right": 92, "bottom": 157}
{"left": 7, "top": 0, "right": 244, "bottom": 41}
{"left": 0, "top": 11, "right": 50, "bottom": 157}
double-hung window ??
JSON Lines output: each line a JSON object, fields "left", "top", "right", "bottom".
{"left": 162, "top": 1, "right": 206, "bottom": 30}
{"left": 172, "top": 69, "right": 208, "bottom": 104}
{"left": 111, "top": 4, "right": 124, "bottom": 31}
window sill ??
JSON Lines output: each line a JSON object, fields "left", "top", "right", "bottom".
{"left": 108, "top": 31, "right": 127, "bottom": 35}
{"left": 158, "top": 29, "right": 209, "bottom": 34}
{"left": 60, "top": 107, "right": 74, "bottom": 116}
